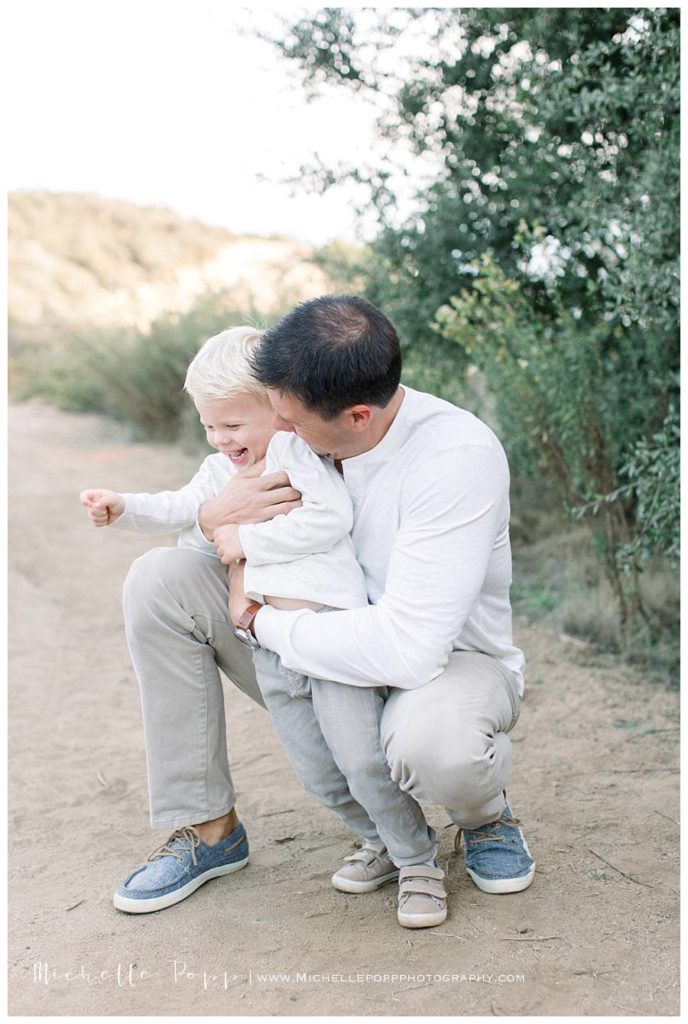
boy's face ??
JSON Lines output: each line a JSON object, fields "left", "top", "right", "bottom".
{"left": 194, "top": 393, "right": 275, "bottom": 469}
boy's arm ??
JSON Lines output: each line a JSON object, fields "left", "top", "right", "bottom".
{"left": 109, "top": 456, "right": 223, "bottom": 534}
{"left": 235, "top": 437, "right": 354, "bottom": 566}
{"left": 252, "top": 445, "right": 509, "bottom": 688}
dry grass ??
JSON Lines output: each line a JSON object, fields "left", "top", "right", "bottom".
{"left": 511, "top": 484, "right": 679, "bottom": 687}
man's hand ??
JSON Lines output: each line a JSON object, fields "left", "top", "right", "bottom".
{"left": 198, "top": 462, "right": 302, "bottom": 540}
{"left": 80, "top": 488, "right": 125, "bottom": 527}
{"left": 213, "top": 524, "right": 244, "bottom": 565}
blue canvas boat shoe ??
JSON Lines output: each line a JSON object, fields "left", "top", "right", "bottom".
{"left": 457, "top": 801, "right": 535, "bottom": 894}
{"left": 113, "top": 822, "right": 249, "bottom": 913}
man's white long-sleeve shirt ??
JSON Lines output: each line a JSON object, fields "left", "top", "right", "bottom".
{"left": 254, "top": 386, "right": 525, "bottom": 695}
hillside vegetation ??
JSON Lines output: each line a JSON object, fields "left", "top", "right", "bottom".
{"left": 8, "top": 190, "right": 368, "bottom": 448}
{"left": 8, "top": 190, "right": 333, "bottom": 345}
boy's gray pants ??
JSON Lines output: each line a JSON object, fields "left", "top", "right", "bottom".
{"left": 253, "top": 645, "right": 436, "bottom": 866}
{"left": 122, "top": 547, "right": 522, "bottom": 835}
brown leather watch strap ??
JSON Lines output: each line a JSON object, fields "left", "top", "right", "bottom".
{"left": 237, "top": 602, "right": 263, "bottom": 635}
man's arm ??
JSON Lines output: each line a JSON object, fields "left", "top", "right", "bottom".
{"left": 247, "top": 446, "right": 510, "bottom": 688}
{"left": 213, "top": 437, "right": 352, "bottom": 565}
{"left": 198, "top": 464, "right": 302, "bottom": 541}
{"left": 235, "top": 440, "right": 354, "bottom": 566}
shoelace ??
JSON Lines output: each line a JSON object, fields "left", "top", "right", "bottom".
{"left": 456, "top": 814, "right": 522, "bottom": 850}
{"left": 147, "top": 826, "right": 202, "bottom": 866}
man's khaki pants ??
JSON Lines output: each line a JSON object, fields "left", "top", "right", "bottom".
{"left": 122, "top": 547, "right": 522, "bottom": 833}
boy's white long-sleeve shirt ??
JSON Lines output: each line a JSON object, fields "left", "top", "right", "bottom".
{"left": 110, "top": 452, "right": 234, "bottom": 552}
{"left": 239, "top": 434, "right": 368, "bottom": 609}
{"left": 254, "top": 386, "right": 525, "bottom": 695}
{"left": 110, "top": 434, "right": 368, "bottom": 609}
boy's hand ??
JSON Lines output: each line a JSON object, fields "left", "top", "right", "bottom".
{"left": 80, "top": 488, "right": 125, "bottom": 527}
{"left": 213, "top": 524, "right": 244, "bottom": 564}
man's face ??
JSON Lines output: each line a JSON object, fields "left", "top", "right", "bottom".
{"left": 267, "top": 389, "right": 358, "bottom": 459}
{"left": 194, "top": 392, "right": 275, "bottom": 469}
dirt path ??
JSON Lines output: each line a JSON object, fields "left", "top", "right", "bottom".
{"left": 8, "top": 402, "right": 679, "bottom": 1016}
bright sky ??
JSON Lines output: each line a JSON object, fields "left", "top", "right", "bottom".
{"left": 5, "top": 1, "right": 390, "bottom": 244}
{"left": 6, "top": 1, "right": 641, "bottom": 245}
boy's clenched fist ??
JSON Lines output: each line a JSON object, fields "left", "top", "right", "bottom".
{"left": 80, "top": 489, "right": 125, "bottom": 527}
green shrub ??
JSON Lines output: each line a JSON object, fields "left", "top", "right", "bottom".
{"left": 435, "top": 257, "right": 677, "bottom": 642}
{"left": 20, "top": 293, "right": 267, "bottom": 442}
{"left": 269, "top": 8, "right": 679, "bottom": 653}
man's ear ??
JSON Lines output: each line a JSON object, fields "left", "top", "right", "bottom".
{"left": 346, "top": 405, "right": 374, "bottom": 432}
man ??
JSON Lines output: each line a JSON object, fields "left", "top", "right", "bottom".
{"left": 115, "top": 294, "right": 534, "bottom": 915}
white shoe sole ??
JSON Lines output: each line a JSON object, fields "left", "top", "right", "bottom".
{"left": 464, "top": 822, "right": 535, "bottom": 894}
{"left": 331, "top": 868, "right": 400, "bottom": 894}
{"left": 466, "top": 862, "right": 535, "bottom": 894}
{"left": 113, "top": 855, "right": 249, "bottom": 913}
{"left": 398, "top": 906, "right": 448, "bottom": 929}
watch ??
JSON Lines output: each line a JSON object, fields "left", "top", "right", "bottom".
{"left": 234, "top": 601, "right": 263, "bottom": 649}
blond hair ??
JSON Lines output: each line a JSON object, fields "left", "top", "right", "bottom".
{"left": 184, "top": 326, "right": 269, "bottom": 402}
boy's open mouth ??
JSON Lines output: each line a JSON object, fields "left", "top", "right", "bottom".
{"left": 226, "top": 448, "right": 248, "bottom": 464}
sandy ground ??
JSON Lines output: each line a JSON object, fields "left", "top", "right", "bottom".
{"left": 8, "top": 401, "right": 680, "bottom": 1017}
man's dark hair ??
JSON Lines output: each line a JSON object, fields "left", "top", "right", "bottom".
{"left": 250, "top": 294, "right": 402, "bottom": 420}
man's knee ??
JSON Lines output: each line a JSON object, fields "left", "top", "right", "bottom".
{"left": 382, "top": 713, "right": 511, "bottom": 808}
{"left": 123, "top": 547, "right": 224, "bottom": 628}
{"left": 125, "top": 545, "right": 209, "bottom": 591}
{"left": 124, "top": 547, "right": 178, "bottom": 617}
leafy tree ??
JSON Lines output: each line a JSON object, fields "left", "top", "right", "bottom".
{"left": 268, "top": 7, "right": 679, "bottom": 641}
